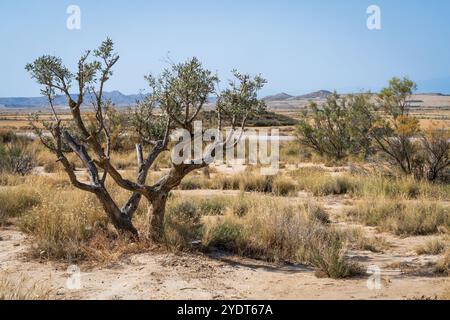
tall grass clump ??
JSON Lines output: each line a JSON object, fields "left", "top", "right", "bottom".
{"left": 239, "top": 173, "right": 274, "bottom": 193}
{"left": 272, "top": 176, "right": 298, "bottom": 196}
{"left": 0, "top": 173, "right": 28, "bottom": 186}
{"left": 202, "top": 197, "right": 361, "bottom": 278}
{"left": 161, "top": 194, "right": 359, "bottom": 278}
{"left": 164, "top": 198, "right": 203, "bottom": 249}
{"left": 434, "top": 248, "right": 450, "bottom": 276}
{"left": 210, "top": 173, "right": 241, "bottom": 190}
{"left": 178, "top": 173, "right": 210, "bottom": 190}
{"left": 347, "top": 198, "right": 450, "bottom": 236}
{"left": 291, "top": 169, "right": 450, "bottom": 200}
{"left": 110, "top": 152, "right": 140, "bottom": 170}
{"left": 415, "top": 238, "right": 447, "bottom": 255}
{"left": 0, "top": 186, "right": 40, "bottom": 225}
{"left": 211, "top": 171, "right": 297, "bottom": 197}
{"left": 354, "top": 174, "right": 450, "bottom": 200}
{"left": 163, "top": 196, "right": 231, "bottom": 248}
{"left": 20, "top": 188, "right": 108, "bottom": 260}
{"left": 4, "top": 176, "right": 152, "bottom": 263}
{"left": 292, "top": 168, "right": 357, "bottom": 196}
{"left": 339, "top": 227, "right": 391, "bottom": 253}
{"left": 0, "top": 276, "right": 53, "bottom": 300}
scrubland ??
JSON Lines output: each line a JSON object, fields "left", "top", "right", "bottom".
{"left": 0, "top": 127, "right": 449, "bottom": 300}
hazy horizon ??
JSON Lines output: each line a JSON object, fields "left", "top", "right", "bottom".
{"left": 2, "top": 0, "right": 450, "bottom": 97}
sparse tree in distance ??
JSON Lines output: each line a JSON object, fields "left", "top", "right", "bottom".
{"left": 26, "top": 39, "right": 266, "bottom": 240}
{"left": 296, "top": 92, "right": 376, "bottom": 160}
{"left": 371, "top": 77, "right": 421, "bottom": 175}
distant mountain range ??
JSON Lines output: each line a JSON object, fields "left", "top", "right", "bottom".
{"left": 263, "top": 90, "right": 333, "bottom": 101}
{"left": 1, "top": 89, "right": 447, "bottom": 108}
{"left": 0, "top": 91, "right": 143, "bottom": 108}
{"left": 0, "top": 91, "right": 221, "bottom": 108}
{"left": 263, "top": 90, "right": 450, "bottom": 102}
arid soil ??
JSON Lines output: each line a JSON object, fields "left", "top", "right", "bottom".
{"left": 1, "top": 193, "right": 448, "bottom": 300}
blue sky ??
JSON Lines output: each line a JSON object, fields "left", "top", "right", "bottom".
{"left": 1, "top": 0, "right": 450, "bottom": 97}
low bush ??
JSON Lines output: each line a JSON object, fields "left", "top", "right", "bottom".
{"left": 0, "top": 142, "right": 34, "bottom": 176}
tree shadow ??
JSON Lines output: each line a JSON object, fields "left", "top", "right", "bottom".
{"left": 207, "top": 249, "right": 313, "bottom": 275}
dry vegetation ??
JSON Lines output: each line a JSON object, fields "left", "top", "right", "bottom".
{"left": 1, "top": 90, "right": 449, "bottom": 299}
{"left": 0, "top": 275, "right": 53, "bottom": 300}
{"left": 347, "top": 199, "right": 449, "bottom": 236}
{"left": 0, "top": 171, "right": 361, "bottom": 278}
{"left": 1, "top": 148, "right": 449, "bottom": 281}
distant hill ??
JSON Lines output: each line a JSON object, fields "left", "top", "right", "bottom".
{"left": 417, "top": 92, "right": 450, "bottom": 96}
{"left": 263, "top": 90, "right": 333, "bottom": 102}
{"left": 263, "top": 93, "right": 293, "bottom": 101}
{"left": 290, "top": 90, "right": 333, "bottom": 100}
{"left": 0, "top": 91, "right": 143, "bottom": 108}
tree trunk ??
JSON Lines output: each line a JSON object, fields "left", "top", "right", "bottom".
{"left": 96, "top": 188, "right": 138, "bottom": 237}
{"left": 147, "top": 164, "right": 206, "bottom": 241}
{"left": 148, "top": 192, "right": 168, "bottom": 241}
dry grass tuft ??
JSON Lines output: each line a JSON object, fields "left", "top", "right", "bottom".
{"left": 292, "top": 169, "right": 357, "bottom": 196}
{"left": 347, "top": 198, "right": 450, "bottom": 236}
{"left": 20, "top": 189, "right": 109, "bottom": 260}
{"left": 291, "top": 169, "right": 450, "bottom": 200}
{"left": 415, "top": 238, "right": 448, "bottom": 255}
{"left": 434, "top": 249, "right": 450, "bottom": 276}
{"left": 0, "top": 185, "right": 40, "bottom": 225}
{"left": 0, "top": 174, "right": 149, "bottom": 262}
{"left": 0, "top": 275, "right": 53, "bottom": 300}
{"left": 341, "top": 227, "right": 391, "bottom": 253}
{"left": 200, "top": 197, "right": 361, "bottom": 278}
{"left": 272, "top": 176, "right": 298, "bottom": 196}
{"left": 441, "top": 287, "right": 450, "bottom": 300}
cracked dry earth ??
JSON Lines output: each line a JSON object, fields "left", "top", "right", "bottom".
{"left": 0, "top": 195, "right": 449, "bottom": 300}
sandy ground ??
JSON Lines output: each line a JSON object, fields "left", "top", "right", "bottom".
{"left": 1, "top": 194, "right": 448, "bottom": 300}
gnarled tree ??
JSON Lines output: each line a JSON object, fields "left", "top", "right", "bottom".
{"left": 26, "top": 39, "right": 266, "bottom": 240}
